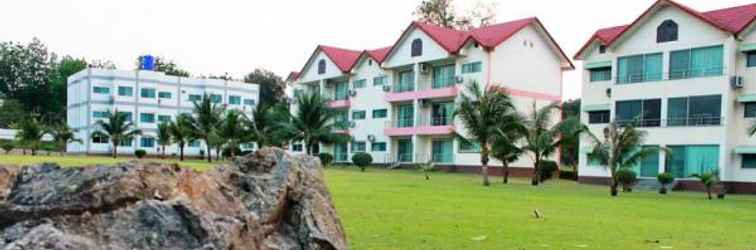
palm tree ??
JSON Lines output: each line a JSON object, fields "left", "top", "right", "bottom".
{"left": 91, "top": 111, "right": 142, "bottom": 158}
{"left": 692, "top": 170, "right": 720, "bottom": 200}
{"left": 491, "top": 121, "right": 525, "bottom": 184}
{"left": 219, "top": 110, "right": 247, "bottom": 158}
{"left": 246, "top": 103, "right": 291, "bottom": 147}
{"left": 521, "top": 102, "right": 583, "bottom": 186}
{"left": 454, "top": 81, "right": 518, "bottom": 186}
{"left": 588, "top": 120, "right": 660, "bottom": 196}
{"left": 280, "top": 92, "right": 350, "bottom": 156}
{"left": 169, "top": 114, "right": 193, "bottom": 161}
{"left": 46, "top": 123, "right": 82, "bottom": 156}
{"left": 13, "top": 117, "right": 47, "bottom": 156}
{"left": 156, "top": 121, "right": 172, "bottom": 158}
{"left": 185, "top": 94, "right": 225, "bottom": 162}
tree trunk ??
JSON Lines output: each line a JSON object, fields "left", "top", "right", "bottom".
{"left": 503, "top": 163, "right": 510, "bottom": 184}
{"left": 112, "top": 144, "right": 118, "bottom": 159}
{"left": 206, "top": 141, "right": 212, "bottom": 163}
{"left": 161, "top": 145, "right": 165, "bottom": 159}
{"left": 481, "top": 152, "right": 490, "bottom": 186}
{"left": 215, "top": 147, "right": 221, "bottom": 161}
{"left": 179, "top": 144, "right": 185, "bottom": 161}
{"left": 610, "top": 177, "right": 619, "bottom": 196}
{"left": 706, "top": 187, "right": 712, "bottom": 200}
{"left": 531, "top": 158, "right": 540, "bottom": 186}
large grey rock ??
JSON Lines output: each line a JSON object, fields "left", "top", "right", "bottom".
{"left": 0, "top": 148, "right": 348, "bottom": 250}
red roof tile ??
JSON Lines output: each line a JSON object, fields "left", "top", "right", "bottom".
{"left": 366, "top": 47, "right": 392, "bottom": 63}
{"left": 468, "top": 17, "right": 537, "bottom": 48}
{"left": 575, "top": 1, "right": 756, "bottom": 59}
{"left": 318, "top": 45, "right": 362, "bottom": 73}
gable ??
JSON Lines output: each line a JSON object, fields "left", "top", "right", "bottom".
{"left": 383, "top": 27, "right": 452, "bottom": 68}
{"left": 298, "top": 50, "right": 344, "bottom": 83}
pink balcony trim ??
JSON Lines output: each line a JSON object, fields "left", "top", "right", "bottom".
{"left": 328, "top": 99, "right": 351, "bottom": 108}
{"left": 384, "top": 86, "right": 459, "bottom": 102}
{"left": 384, "top": 125, "right": 454, "bottom": 136}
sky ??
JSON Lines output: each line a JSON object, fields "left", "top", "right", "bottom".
{"left": 0, "top": 0, "right": 753, "bottom": 100}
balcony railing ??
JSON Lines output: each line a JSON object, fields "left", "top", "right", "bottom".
{"left": 615, "top": 116, "right": 723, "bottom": 128}
{"left": 615, "top": 67, "right": 725, "bottom": 84}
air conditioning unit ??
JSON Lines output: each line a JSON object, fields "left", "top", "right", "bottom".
{"left": 348, "top": 90, "right": 357, "bottom": 97}
{"left": 421, "top": 99, "right": 431, "bottom": 107}
{"left": 455, "top": 76, "right": 464, "bottom": 84}
{"left": 382, "top": 85, "right": 391, "bottom": 92}
{"left": 419, "top": 63, "right": 430, "bottom": 74}
{"left": 108, "top": 95, "right": 115, "bottom": 104}
{"left": 731, "top": 76, "right": 744, "bottom": 89}
{"left": 367, "top": 134, "right": 376, "bottom": 142}
{"left": 605, "top": 88, "right": 612, "bottom": 98}
{"left": 349, "top": 121, "right": 356, "bottom": 128}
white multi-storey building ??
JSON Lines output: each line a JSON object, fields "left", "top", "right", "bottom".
{"left": 66, "top": 68, "right": 259, "bottom": 156}
{"left": 289, "top": 17, "right": 574, "bottom": 176}
{"left": 575, "top": 0, "right": 756, "bottom": 193}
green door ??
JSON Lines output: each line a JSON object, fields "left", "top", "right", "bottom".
{"left": 640, "top": 146, "right": 659, "bottom": 177}
{"left": 398, "top": 139, "right": 413, "bottom": 162}
{"left": 432, "top": 139, "right": 453, "bottom": 163}
{"left": 431, "top": 102, "right": 454, "bottom": 126}
{"left": 334, "top": 143, "right": 348, "bottom": 162}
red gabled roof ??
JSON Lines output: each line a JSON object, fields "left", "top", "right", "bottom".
{"left": 468, "top": 17, "right": 537, "bottom": 48}
{"left": 366, "top": 47, "right": 392, "bottom": 63}
{"left": 575, "top": 1, "right": 756, "bottom": 59}
{"left": 286, "top": 71, "right": 300, "bottom": 82}
{"left": 318, "top": 45, "right": 362, "bottom": 73}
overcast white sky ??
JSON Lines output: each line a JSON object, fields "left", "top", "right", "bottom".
{"left": 0, "top": 0, "right": 752, "bottom": 99}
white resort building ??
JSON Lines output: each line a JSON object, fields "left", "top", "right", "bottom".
{"left": 66, "top": 67, "right": 259, "bottom": 156}
{"left": 575, "top": 0, "right": 756, "bottom": 192}
{"left": 288, "top": 17, "right": 574, "bottom": 176}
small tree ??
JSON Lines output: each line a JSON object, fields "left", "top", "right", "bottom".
{"left": 352, "top": 152, "right": 373, "bottom": 172}
{"left": 319, "top": 153, "right": 334, "bottom": 167}
{"left": 691, "top": 170, "right": 720, "bottom": 200}
{"left": 134, "top": 149, "right": 147, "bottom": 159}
{"left": 657, "top": 172, "right": 674, "bottom": 194}
{"left": 46, "top": 123, "right": 81, "bottom": 156}
{"left": 616, "top": 169, "right": 638, "bottom": 192}
{"left": 185, "top": 94, "right": 225, "bottom": 162}
{"left": 13, "top": 117, "right": 47, "bottom": 156}
{"left": 1, "top": 142, "right": 13, "bottom": 154}
{"left": 169, "top": 114, "right": 193, "bottom": 161}
{"left": 91, "top": 111, "right": 142, "bottom": 158}
{"left": 156, "top": 121, "right": 172, "bottom": 159}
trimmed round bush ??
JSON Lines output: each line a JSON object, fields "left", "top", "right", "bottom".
{"left": 616, "top": 169, "right": 638, "bottom": 192}
{"left": 134, "top": 149, "right": 147, "bottom": 159}
{"left": 538, "top": 160, "right": 559, "bottom": 181}
{"left": 657, "top": 172, "right": 674, "bottom": 194}
{"left": 318, "top": 153, "right": 334, "bottom": 167}
{"left": 351, "top": 152, "right": 373, "bottom": 171}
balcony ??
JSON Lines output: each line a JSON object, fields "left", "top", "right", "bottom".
{"left": 384, "top": 82, "right": 459, "bottom": 102}
{"left": 615, "top": 67, "right": 725, "bottom": 85}
{"left": 615, "top": 116, "right": 723, "bottom": 128}
{"left": 323, "top": 91, "right": 352, "bottom": 109}
{"left": 384, "top": 116, "right": 455, "bottom": 136}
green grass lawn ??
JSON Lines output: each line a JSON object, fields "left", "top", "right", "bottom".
{"left": 0, "top": 154, "right": 217, "bottom": 171}
{"left": 1, "top": 155, "right": 755, "bottom": 249}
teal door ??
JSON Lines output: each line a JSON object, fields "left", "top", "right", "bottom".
{"left": 640, "top": 146, "right": 659, "bottom": 177}
{"left": 397, "top": 104, "right": 414, "bottom": 128}
{"left": 397, "top": 139, "right": 413, "bottom": 162}
{"left": 431, "top": 139, "right": 453, "bottom": 163}
{"left": 334, "top": 143, "right": 348, "bottom": 162}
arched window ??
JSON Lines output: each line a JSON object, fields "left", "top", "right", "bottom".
{"left": 657, "top": 20, "right": 678, "bottom": 43}
{"left": 317, "top": 59, "right": 326, "bottom": 74}
{"left": 411, "top": 39, "right": 423, "bottom": 57}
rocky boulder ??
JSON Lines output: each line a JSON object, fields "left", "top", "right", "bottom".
{"left": 0, "top": 147, "right": 348, "bottom": 250}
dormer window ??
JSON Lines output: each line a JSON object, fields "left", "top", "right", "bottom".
{"left": 411, "top": 39, "right": 423, "bottom": 57}
{"left": 317, "top": 59, "right": 326, "bottom": 74}
{"left": 657, "top": 20, "right": 678, "bottom": 43}
{"left": 599, "top": 45, "right": 607, "bottom": 54}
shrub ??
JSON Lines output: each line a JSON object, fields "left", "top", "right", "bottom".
{"left": 657, "top": 172, "right": 674, "bottom": 194}
{"left": 318, "top": 153, "right": 334, "bottom": 167}
{"left": 222, "top": 147, "right": 242, "bottom": 158}
{"left": 1, "top": 142, "right": 14, "bottom": 154}
{"left": 538, "top": 160, "right": 559, "bottom": 181}
{"left": 616, "top": 169, "right": 638, "bottom": 192}
{"left": 351, "top": 152, "right": 373, "bottom": 171}
{"left": 134, "top": 149, "right": 147, "bottom": 159}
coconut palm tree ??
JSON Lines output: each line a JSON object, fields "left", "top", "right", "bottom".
{"left": 92, "top": 111, "right": 142, "bottom": 158}
{"left": 46, "top": 123, "right": 82, "bottom": 156}
{"left": 692, "top": 170, "right": 720, "bottom": 200}
{"left": 13, "top": 117, "right": 48, "bottom": 156}
{"left": 454, "top": 81, "right": 518, "bottom": 186}
{"left": 218, "top": 110, "right": 246, "bottom": 158}
{"left": 246, "top": 103, "right": 291, "bottom": 147}
{"left": 280, "top": 92, "right": 350, "bottom": 156}
{"left": 491, "top": 119, "right": 526, "bottom": 184}
{"left": 521, "top": 102, "right": 584, "bottom": 186}
{"left": 169, "top": 114, "right": 193, "bottom": 161}
{"left": 588, "top": 120, "right": 660, "bottom": 196}
{"left": 156, "top": 121, "right": 172, "bottom": 158}
{"left": 185, "top": 94, "right": 225, "bottom": 162}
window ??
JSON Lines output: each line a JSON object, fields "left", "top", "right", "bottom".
{"left": 396, "top": 70, "right": 414, "bottom": 92}
{"left": 317, "top": 59, "right": 326, "bottom": 74}
{"left": 334, "top": 111, "right": 349, "bottom": 129}
{"left": 459, "top": 139, "right": 481, "bottom": 153}
{"left": 372, "top": 109, "right": 387, "bottom": 119}
{"left": 432, "top": 139, "right": 453, "bottom": 163}
{"left": 353, "top": 79, "right": 367, "bottom": 89}
{"left": 292, "top": 144, "right": 303, "bottom": 152}
{"left": 188, "top": 95, "right": 202, "bottom": 102}
{"left": 93, "top": 86, "right": 110, "bottom": 94}
{"left": 334, "top": 143, "right": 348, "bottom": 161}
{"left": 462, "top": 62, "right": 482, "bottom": 74}
{"left": 243, "top": 99, "right": 256, "bottom": 106}
{"left": 140, "top": 137, "right": 155, "bottom": 148}
{"left": 411, "top": 39, "right": 423, "bottom": 57}
{"left": 140, "top": 113, "right": 155, "bottom": 123}
{"left": 118, "top": 111, "right": 133, "bottom": 122}
{"left": 119, "top": 139, "right": 132, "bottom": 147}
{"left": 588, "top": 111, "right": 610, "bottom": 124}
{"left": 431, "top": 102, "right": 454, "bottom": 126}
{"left": 432, "top": 64, "right": 455, "bottom": 89}
{"left": 397, "top": 139, "right": 413, "bottom": 162}
{"left": 158, "top": 91, "right": 171, "bottom": 99}
{"left": 210, "top": 94, "right": 222, "bottom": 103}
{"left": 665, "top": 145, "right": 719, "bottom": 178}
{"left": 352, "top": 110, "right": 366, "bottom": 120}
{"left": 397, "top": 104, "right": 414, "bottom": 128}
{"left": 334, "top": 81, "right": 349, "bottom": 101}
{"left": 229, "top": 96, "right": 241, "bottom": 105}
{"left": 189, "top": 140, "right": 201, "bottom": 148}
{"left": 587, "top": 153, "right": 603, "bottom": 166}
{"left": 589, "top": 67, "right": 612, "bottom": 82}
{"left": 118, "top": 86, "right": 133, "bottom": 96}
{"left": 294, "top": 89, "right": 304, "bottom": 98}
{"left": 92, "top": 134, "right": 108, "bottom": 144}
{"left": 746, "top": 103, "right": 756, "bottom": 118}
{"left": 93, "top": 111, "right": 110, "bottom": 118}
{"left": 615, "top": 99, "right": 661, "bottom": 127}
{"left": 747, "top": 51, "right": 756, "bottom": 68}
{"left": 669, "top": 45, "right": 723, "bottom": 80}
{"left": 598, "top": 45, "right": 607, "bottom": 54}
{"left": 743, "top": 154, "right": 756, "bottom": 169}
{"left": 351, "top": 141, "right": 366, "bottom": 153}
{"left": 657, "top": 20, "right": 678, "bottom": 43}
{"left": 373, "top": 76, "right": 386, "bottom": 86}
{"left": 667, "top": 95, "right": 722, "bottom": 126}
{"left": 140, "top": 88, "right": 156, "bottom": 98}
{"left": 617, "top": 53, "right": 662, "bottom": 84}
{"left": 371, "top": 142, "right": 387, "bottom": 152}
{"left": 158, "top": 115, "right": 171, "bottom": 123}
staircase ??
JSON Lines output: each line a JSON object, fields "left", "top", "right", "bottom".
{"left": 633, "top": 178, "right": 662, "bottom": 191}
